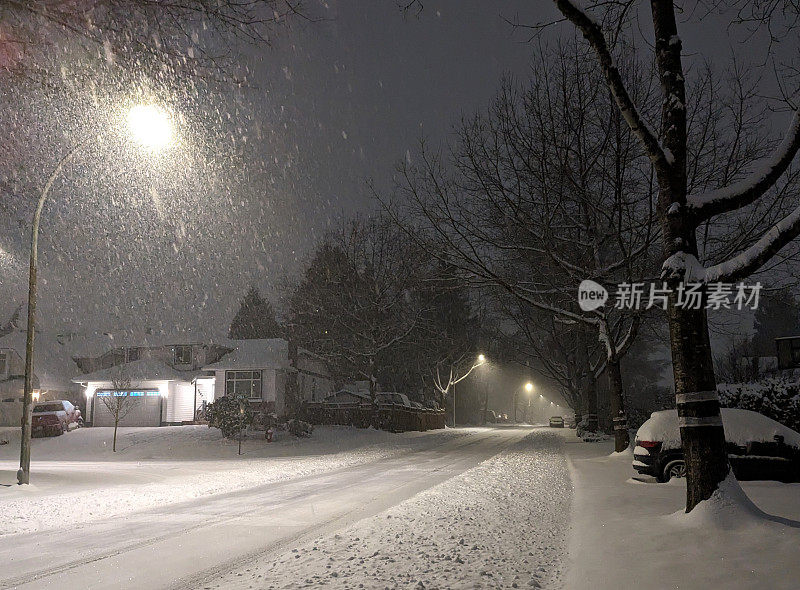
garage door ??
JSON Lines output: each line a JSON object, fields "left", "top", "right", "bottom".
{"left": 93, "top": 390, "right": 162, "bottom": 427}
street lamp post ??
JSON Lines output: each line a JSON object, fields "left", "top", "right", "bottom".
{"left": 513, "top": 381, "right": 533, "bottom": 423}
{"left": 17, "top": 104, "right": 174, "bottom": 485}
{"left": 452, "top": 353, "right": 486, "bottom": 428}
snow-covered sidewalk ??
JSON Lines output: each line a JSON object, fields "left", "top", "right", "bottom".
{"left": 207, "top": 429, "right": 572, "bottom": 589}
{"left": 562, "top": 430, "right": 800, "bottom": 590}
{"left": 0, "top": 425, "right": 466, "bottom": 536}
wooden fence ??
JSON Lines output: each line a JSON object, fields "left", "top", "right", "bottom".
{"left": 302, "top": 402, "right": 446, "bottom": 432}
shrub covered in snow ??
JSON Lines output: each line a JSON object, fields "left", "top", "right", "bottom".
{"left": 206, "top": 394, "right": 254, "bottom": 439}
{"left": 285, "top": 418, "right": 313, "bottom": 437}
{"left": 718, "top": 378, "right": 800, "bottom": 432}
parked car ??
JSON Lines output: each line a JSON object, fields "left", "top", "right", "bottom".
{"left": 32, "top": 400, "right": 82, "bottom": 437}
{"left": 549, "top": 416, "right": 564, "bottom": 428}
{"left": 633, "top": 408, "right": 800, "bottom": 483}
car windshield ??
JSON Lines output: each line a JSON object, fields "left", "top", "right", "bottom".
{"left": 33, "top": 403, "right": 63, "bottom": 413}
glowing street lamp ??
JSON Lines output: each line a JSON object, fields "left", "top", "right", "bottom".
{"left": 127, "top": 104, "right": 174, "bottom": 149}
{"left": 478, "top": 354, "right": 486, "bottom": 363}
{"left": 17, "top": 103, "right": 177, "bottom": 485}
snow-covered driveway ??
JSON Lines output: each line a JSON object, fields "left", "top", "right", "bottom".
{"left": 0, "top": 426, "right": 571, "bottom": 589}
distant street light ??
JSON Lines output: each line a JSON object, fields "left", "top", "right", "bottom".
{"left": 17, "top": 103, "right": 176, "bottom": 485}
{"left": 478, "top": 354, "right": 486, "bottom": 363}
{"left": 514, "top": 381, "right": 534, "bottom": 423}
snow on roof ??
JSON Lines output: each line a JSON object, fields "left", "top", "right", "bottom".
{"left": 202, "top": 339, "right": 290, "bottom": 371}
{"left": 636, "top": 408, "right": 800, "bottom": 450}
{"left": 0, "top": 329, "right": 81, "bottom": 390}
{"left": 72, "top": 359, "right": 204, "bottom": 383}
{"left": 66, "top": 326, "right": 227, "bottom": 358}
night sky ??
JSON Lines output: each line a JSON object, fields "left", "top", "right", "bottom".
{"left": 0, "top": 0, "right": 795, "bottom": 344}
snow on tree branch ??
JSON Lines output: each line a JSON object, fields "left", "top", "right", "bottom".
{"left": 663, "top": 201, "right": 800, "bottom": 283}
{"left": 688, "top": 110, "right": 800, "bottom": 221}
{"left": 551, "top": 0, "right": 672, "bottom": 172}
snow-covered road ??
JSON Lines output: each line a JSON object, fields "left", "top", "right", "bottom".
{"left": 0, "top": 425, "right": 571, "bottom": 589}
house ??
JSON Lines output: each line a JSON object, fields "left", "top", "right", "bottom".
{"left": 203, "top": 339, "right": 334, "bottom": 416}
{"left": 74, "top": 337, "right": 334, "bottom": 427}
{"left": 0, "top": 329, "right": 82, "bottom": 426}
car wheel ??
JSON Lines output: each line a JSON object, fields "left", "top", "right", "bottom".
{"left": 662, "top": 459, "right": 686, "bottom": 482}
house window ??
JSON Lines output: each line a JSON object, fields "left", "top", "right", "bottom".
{"left": 173, "top": 345, "right": 192, "bottom": 365}
{"left": 0, "top": 352, "right": 6, "bottom": 377}
{"left": 225, "top": 370, "right": 262, "bottom": 400}
{"left": 125, "top": 347, "right": 140, "bottom": 363}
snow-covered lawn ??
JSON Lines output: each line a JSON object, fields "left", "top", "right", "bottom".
{"left": 0, "top": 424, "right": 466, "bottom": 537}
{"left": 563, "top": 430, "right": 800, "bottom": 590}
{"left": 206, "top": 429, "right": 571, "bottom": 589}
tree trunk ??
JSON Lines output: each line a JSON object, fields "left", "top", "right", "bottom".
{"left": 606, "top": 359, "right": 629, "bottom": 452}
{"left": 668, "top": 302, "right": 729, "bottom": 510}
{"left": 113, "top": 415, "right": 118, "bottom": 452}
{"left": 369, "top": 359, "right": 379, "bottom": 428}
{"left": 583, "top": 372, "right": 598, "bottom": 433}
{"left": 573, "top": 390, "right": 583, "bottom": 432}
{"left": 451, "top": 382, "right": 457, "bottom": 427}
{"left": 650, "top": 0, "right": 730, "bottom": 511}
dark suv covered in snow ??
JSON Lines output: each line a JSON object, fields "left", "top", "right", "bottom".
{"left": 633, "top": 408, "right": 800, "bottom": 483}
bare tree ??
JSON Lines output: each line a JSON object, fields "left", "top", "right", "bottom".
{"left": 0, "top": 1, "right": 305, "bottom": 80}
{"left": 389, "top": 43, "right": 656, "bottom": 450}
{"left": 97, "top": 366, "right": 136, "bottom": 452}
{"left": 550, "top": 0, "right": 800, "bottom": 510}
{"left": 432, "top": 352, "right": 485, "bottom": 424}
{"left": 288, "top": 216, "right": 427, "bottom": 402}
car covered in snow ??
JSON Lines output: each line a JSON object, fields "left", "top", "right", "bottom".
{"left": 549, "top": 416, "right": 564, "bottom": 428}
{"left": 374, "top": 392, "right": 412, "bottom": 407}
{"left": 633, "top": 408, "right": 800, "bottom": 483}
{"left": 32, "top": 400, "right": 82, "bottom": 437}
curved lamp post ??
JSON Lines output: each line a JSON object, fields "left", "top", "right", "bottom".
{"left": 452, "top": 353, "right": 486, "bottom": 428}
{"left": 17, "top": 104, "right": 174, "bottom": 485}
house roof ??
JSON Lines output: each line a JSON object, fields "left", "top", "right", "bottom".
{"left": 66, "top": 326, "right": 228, "bottom": 358}
{"left": 0, "top": 329, "right": 81, "bottom": 390}
{"left": 71, "top": 359, "right": 204, "bottom": 383}
{"left": 202, "top": 339, "right": 291, "bottom": 371}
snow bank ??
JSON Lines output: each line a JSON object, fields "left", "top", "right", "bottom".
{"left": 635, "top": 408, "right": 800, "bottom": 450}
{"left": 671, "top": 473, "right": 766, "bottom": 529}
{"left": 565, "top": 433, "right": 800, "bottom": 590}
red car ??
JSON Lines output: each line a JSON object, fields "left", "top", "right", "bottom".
{"left": 32, "top": 400, "right": 82, "bottom": 437}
